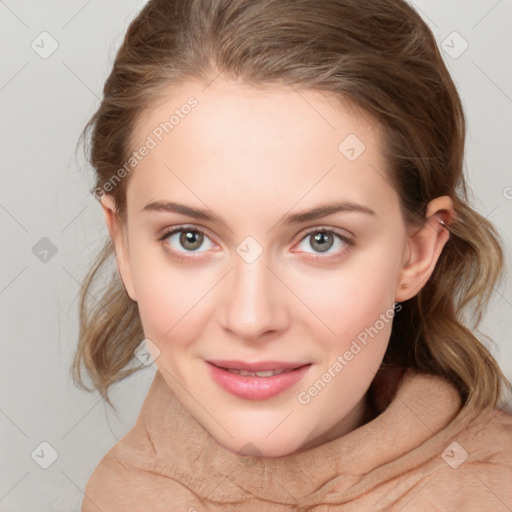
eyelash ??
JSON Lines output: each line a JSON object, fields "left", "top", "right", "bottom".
{"left": 157, "top": 225, "right": 354, "bottom": 264}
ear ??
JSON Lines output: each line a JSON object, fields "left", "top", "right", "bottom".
{"left": 395, "top": 196, "right": 455, "bottom": 302}
{"left": 100, "top": 195, "right": 137, "bottom": 302}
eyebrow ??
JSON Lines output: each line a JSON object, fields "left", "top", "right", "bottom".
{"left": 142, "top": 200, "right": 375, "bottom": 226}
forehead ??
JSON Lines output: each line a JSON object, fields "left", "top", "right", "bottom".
{"left": 126, "top": 78, "right": 399, "bottom": 223}
{"left": 131, "top": 78, "right": 377, "bottom": 153}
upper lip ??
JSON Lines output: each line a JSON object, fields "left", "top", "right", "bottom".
{"left": 207, "top": 360, "right": 310, "bottom": 371}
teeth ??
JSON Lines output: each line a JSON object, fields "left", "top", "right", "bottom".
{"left": 226, "top": 368, "right": 288, "bottom": 377}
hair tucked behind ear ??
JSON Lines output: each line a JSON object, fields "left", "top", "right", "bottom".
{"left": 385, "top": 199, "right": 507, "bottom": 409}
{"left": 72, "top": 0, "right": 510, "bottom": 408}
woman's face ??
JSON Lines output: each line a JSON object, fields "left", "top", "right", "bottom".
{"left": 110, "top": 78, "right": 414, "bottom": 457}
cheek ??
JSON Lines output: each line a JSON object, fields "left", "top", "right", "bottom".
{"left": 128, "top": 248, "right": 194, "bottom": 342}
{"left": 294, "top": 245, "right": 402, "bottom": 345}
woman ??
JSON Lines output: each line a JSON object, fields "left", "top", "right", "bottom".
{"left": 74, "top": 0, "right": 512, "bottom": 509}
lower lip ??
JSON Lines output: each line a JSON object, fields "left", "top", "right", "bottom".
{"left": 206, "top": 362, "right": 311, "bottom": 400}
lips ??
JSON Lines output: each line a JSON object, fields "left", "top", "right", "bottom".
{"left": 205, "top": 360, "right": 312, "bottom": 400}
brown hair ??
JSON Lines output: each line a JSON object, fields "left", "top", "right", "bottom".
{"left": 72, "top": 0, "right": 510, "bottom": 410}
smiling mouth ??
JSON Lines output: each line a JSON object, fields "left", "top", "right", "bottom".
{"left": 205, "top": 360, "right": 312, "bottom": 400}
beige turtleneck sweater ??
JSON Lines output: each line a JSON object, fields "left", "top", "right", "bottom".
{"left": 81, "top": 368, "right": 512, "bottom": 511}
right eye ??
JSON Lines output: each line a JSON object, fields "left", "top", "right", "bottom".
{"left": 158, "top": 225, "right": 216, "bottom": 261}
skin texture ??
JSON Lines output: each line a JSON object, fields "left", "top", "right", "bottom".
{"left": 101, "top": 77, "right": 455, "bottom": 458}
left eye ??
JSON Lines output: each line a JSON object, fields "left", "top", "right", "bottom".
{"left": 295, "top": 229, "right": 351, "bottom": 255}
{"left": 160, "top": 227, "right": 214, "bottom": 253}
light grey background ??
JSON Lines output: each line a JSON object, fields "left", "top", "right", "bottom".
{"left": 1, "top": 1, "right": 511, "bottom": 510}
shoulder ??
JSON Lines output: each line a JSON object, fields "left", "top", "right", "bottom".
{"left": 81, "top": 452, "right": 200, "bottom": 512}
{"left": 404, "top": 407, "right": 512, "bottom": 511}
{"left": 81, "top": 455, "right": 142, "bottom": 512}
{"left": 460, "top": 406, "right": 512, "bottom": 461}
{"left": 81, "top": 456, "right": 123, "bottom": 511}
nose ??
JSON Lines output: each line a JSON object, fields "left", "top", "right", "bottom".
{"left": 219, "top": 250, "right": 290, "bottom": 343}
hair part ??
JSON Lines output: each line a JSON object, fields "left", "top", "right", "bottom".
{"left": 72, "top": 0, "right": 510, "bottom": 410}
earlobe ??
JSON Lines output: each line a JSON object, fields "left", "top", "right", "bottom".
{"left": 395, "top": 196, "right": 455, "bottom": 302}
{"left": 100, "top": 195, "right": 137, "bottom": 302}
